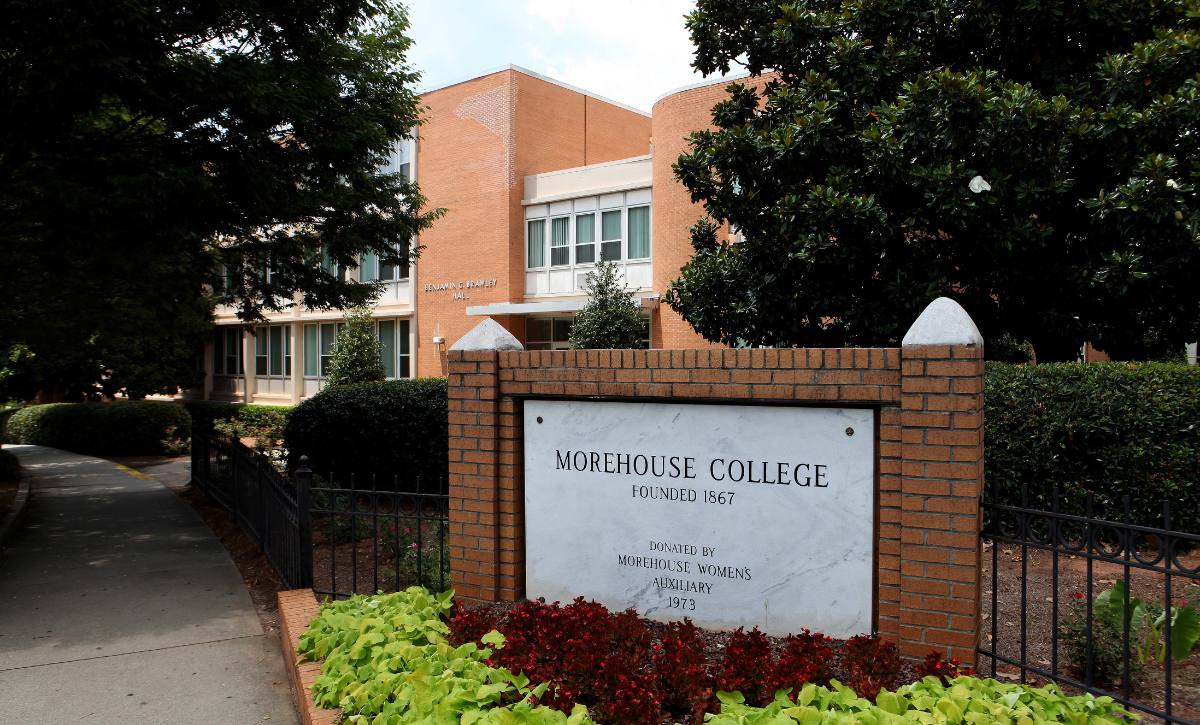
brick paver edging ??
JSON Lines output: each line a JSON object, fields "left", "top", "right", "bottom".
{"left": 278, "top": 589, "right": 341, "bottom": 725}
{"left": 448, "top": 343, "right": 985, "bottom": 664}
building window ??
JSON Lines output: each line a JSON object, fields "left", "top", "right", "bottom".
{"left": 526, "top": 317, "right": 574, "bottom": 350}
{"left": 550, "top": 217, "right": 570, "bottom": 266}
{"left": 303, "top": 324, "right": 317, "bottom": 376}
{"left": 600, "top": 210, "right": 622, "bottom": 261}
{"left": 628, "top": 206, "right": 650, "bottom": 259}
{"left": 320, "top": 323, "right": 337, "bottom": 376}
{"left": 254, "top": 325, "right": 291, "bottom": 377}
{"left": 527, "top": 219, "right": 546, "bottom": 268}
{"left": 376, "top": 319, "right": 412, "bottom": 378}
{"left": 575, "top": 213, "right": 595, "bottom": 264}
{"left": 362, "top": 242, "right": 410, "bottom": 282}
{"left": 213, "top": 327, "right": 242, "bottom": 376}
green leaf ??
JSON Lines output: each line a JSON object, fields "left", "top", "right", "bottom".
{"left": 1171, "top": 605, "right": 1200, "bottom": 661}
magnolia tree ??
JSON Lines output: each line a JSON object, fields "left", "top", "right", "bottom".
{"left": 666, "top": 0, "right": 1200, "bottom": 361}
{"left": 569, "top": 260, "right": 647, "bottom": 350}
{"left": 326, "top": 308, "right": 386, "bottom": 386}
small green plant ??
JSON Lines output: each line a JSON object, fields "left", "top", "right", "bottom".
{"left": 325, "top": 306, "right": 386, "bottom": 386}
{"left": 1095, "top": 579, "right": 1200, "bottom": 664}
{"left": 1058, "top": 593, "right": 1138, "bottom": 682}
{"left": 160, "top": 425, "right": 190, "bottom": 456}
{"left": 380, "top": 519, "right": 449, "bottom": 590}
{"left": 568, "top": 259, "right": 647, "bottom": 349}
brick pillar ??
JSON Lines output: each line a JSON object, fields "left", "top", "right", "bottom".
{"left": 446, "top": 319, "right": 524, "bottom": 602}
{"left": 447, "top": 349, "right": 501, "bottom": 601}
{"left": 898, "top": 298, "right": 985, "bottom": 664}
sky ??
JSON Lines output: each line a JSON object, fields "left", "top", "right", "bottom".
{"left": 405, "top": 0, "right": 734, "bottom": 113}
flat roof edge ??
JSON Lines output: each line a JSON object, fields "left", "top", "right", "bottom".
{"left": 651, "top": 70, "right": 753, "bottom": 108}
{"left": 419, "top": 64, "right": 651, "bottom": 118}
{"left": 525, "top": 154, "right": 652, "bottom": 182}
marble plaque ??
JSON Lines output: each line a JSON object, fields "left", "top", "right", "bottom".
{"left": 524, "top": 400, "right": 875, "bottom": 639}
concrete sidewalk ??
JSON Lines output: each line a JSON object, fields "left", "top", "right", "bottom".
{"left": 0, "top": 445, "right": 299, "bottom": 724}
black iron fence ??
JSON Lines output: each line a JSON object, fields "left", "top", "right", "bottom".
{"left": 981, "top": 484, "right": 1200, "bottom": 725}
{"left": 190, "top": 434, "right": 448, "bottom": 598}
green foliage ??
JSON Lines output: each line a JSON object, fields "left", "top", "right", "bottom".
{"left": 1, "top": 0, "right": 444, "bottom": 398}
{"left": 1095, "top": 579, "right": 1200, "bottom": 664}
{"left": 161, "top": 425, "right": 190, "bottom": 456}
{"left": 297, "top": 588, "right": 597, "bottom": 725}
{"left": 380, "top": 521, "right": 450, "bottom": 591}
{"left": 986, "top": 334, "right": 1035, "bottom": 365}
{"left": 710, "top": 676, "right": 1136, "bottom": 725}
{"left": 668, "top": 0, "right": 1200, "bottom": 361}
{"left": 326, "top": 307, "right": 387, "bottom": 387}
{"left": 568, "top": 259, "right": 647, "bottom": 350}
{"left": 1058, "top": 597, "right": 1141, "bottom": 683}
{"left": 5, "top": 401, "right": 192, "bottom": 456}
{"left": 284, "top": 378, "right": 448, "bottom": 480}
{"left": 985, "top": 362, "right": 1200, "bottom": 529}
{"left": 184, "top": 403, "right": 292, "bottom": 438}
{"left": 0, "top": 449, "right": 20, "bottom": 481}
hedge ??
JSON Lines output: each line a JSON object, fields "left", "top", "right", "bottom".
{"left": 4, "top": 401, "right": 192, "bottom": 457}
{"left": 283, "top": 378, "right": 448, "bottom": 484}
{"left": 184, "top": 402, "right": 292, "bottom": 437}
{"left": 985, "top": 361, "right": 1200, "bottom": 531}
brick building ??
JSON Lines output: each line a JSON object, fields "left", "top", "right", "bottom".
{"left": 188, "top": 66, "right": 753, "bottom": 406}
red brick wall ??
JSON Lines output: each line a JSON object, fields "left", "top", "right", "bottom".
{"left": 415, "top": 71, "right": 651, "bottom": 376}
{"left": 649, "top": 75, "right": 776, "bottom": 349}
{"left": 446, "top": 343, "right": 984, "bottom": 664}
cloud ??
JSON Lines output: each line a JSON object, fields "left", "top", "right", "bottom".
{"left": 405, "top": 0, "right": 735, "bottom": 111}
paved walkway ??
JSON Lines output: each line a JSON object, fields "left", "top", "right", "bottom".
{"left": 0, "top": 446, "right": 299, "bottom": 724}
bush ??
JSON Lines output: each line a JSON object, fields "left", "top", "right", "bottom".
{"left": 1058, "top": 596, "right": 1143, "bottom": 683}
{"left": 0, "top": 449, "right": 19, "bottom": 481}
{"left": 4, "top": 401, "right": 192, "bottom": 456}
{"left": 716, "top": 627, "right": 775, "bottom": 707}
{"left": 284, "top": 377, "right": 447, "bottom": 483}
{"left": 324, "top": 306, "right": 386, "bottom": 386}
{"left": 913, "top": 650, "right": 975, "bottom": 686}
{"left": 183, "top": 402, "right": 292, "bottom": 437}
{"left": 986, "top": 362, "right": 1200, "bottom": 529}
{"left": 839, "top": 634, "right": 901, "bottom": 701}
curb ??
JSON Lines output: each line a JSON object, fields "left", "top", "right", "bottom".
{"left": 278, "top": 589, "right": 341, "bottom": 725}
{"left": 0, "top": 469, "right": 32, "bottom": 553}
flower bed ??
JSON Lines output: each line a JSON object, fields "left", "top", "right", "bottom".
{"left": 295, "top": 589, "right": 1138, "bottom": 725}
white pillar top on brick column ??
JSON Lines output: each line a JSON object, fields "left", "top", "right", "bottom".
{"left": 901, "top": 297, "right": 984, "bottom": 348}
{"left": 449, "top": 318, "right": 524, "bottom": 352}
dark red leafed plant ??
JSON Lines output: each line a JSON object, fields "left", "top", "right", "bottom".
{"left": 841, "top": 634, "right": 901, "bottom": 701}
{"left": 447, "top": 607, "right": 498, "bottom": 648}
{"left": 591, "top": 654, "right": 663, "bottom": 725}
{"left": 770, "top": 629, "right": 834, "bottom": 695}
{"left": 716, "top": 627, "right": 775, "bottom": 706}
{"left": 914, "top": 650, "right": 976, "bottom": 686}
{"left": 611, "top": 608, "right": 653, "bottom": 660}
{"left": 653, "top": 619, "right": 715, "bottom": 722}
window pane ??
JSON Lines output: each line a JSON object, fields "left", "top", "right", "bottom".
{"left": 575, "top": 214, "right": 595, "bottom": 264}
{"left": 628, "top": 206, "right": 650, "bottom": 259}
{"left": 320, "top": 324, "right": 336, "bottom": 356}
{"left": 553, "top": 318, "right": 573, "bottom": 343}
{"left": 550, "top": 217, "right": 569, "bottom": 266}
{"left": 361, "top": 252, "right": 376, "bottom": 281}
{"left": 399, "top": 320, "right": 410, "bottom": 378}
{"left": 378, "top": 320, "right": 396, "bottom": 378}
{"left": 270, "top": 326, "right": 283, "bottom": 376}
{"left": 255, "top": 326, "right": 267, "bottom": 375}
{"left": 601, "top": 241, "right": 622, "bottom": 261}
{"left": 601, "top": 210, "right": 621, "bottom": 240}
{"left": 526, "top": 318, "right": 551, "bottom": 347}
{"left": 398, "top": 240, "right": 410, "bottom": 279}
{"left": 213, "top": 329, "right": 223, "bottom": 374}
{"left": 399, "top": 163, "right": 410, "bottom": 181}
{"left": 527, "top": 219, "right": 545, "bottom": 268}
{"left": 304, "top": 324, "right": 317, "bottom": 376}
{"left": 379, "top": 262, "right": 395, "bottom": 280}
{"left": 226, "top": 328, "right": 240, "bottom": 375}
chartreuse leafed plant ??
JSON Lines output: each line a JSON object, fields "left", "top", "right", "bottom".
{"left": 295, "top": 587, "right": 598, "bottom": 725}
{"left": 710, "top": 676, "right": 1137, "bottom": 725}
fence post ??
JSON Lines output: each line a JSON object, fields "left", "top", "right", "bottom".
{"left": 296, "top": 457, "right": 314, "bottom": 589}
{"left": 256, "top": 453, "right": 268, "bottom": 553}
{"left": 230, "top": 439, "right": 240, "bottom": 525}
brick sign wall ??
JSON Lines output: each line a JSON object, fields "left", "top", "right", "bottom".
{"left": 447, "top": 338, "right": 984, "bottom": 663}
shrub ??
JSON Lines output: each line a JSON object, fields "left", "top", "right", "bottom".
{"left": 715, "top": 627, "right": 775, "bottom": 707}
{"left": 986, "top": 361, "right": 1200, "bottom": 529}
{"left": 324, "top": 306, "right": 386, "bottom": 386}
{"left": 840, "top": 634, "right": 901, "bottom": 701}
{"left": 447, "top": 606, "right": 499, "bottom": 648}
{"left": 771, "top": 629, "right": 834, "bottom": 692}
{"left": 284, "top": 377, "right": 447, "bottom": 483}
{"left": 652, "top": 619, "right": 714, "bottom": 720}
{"left": 1059, "top": 596, "right": 1142, "bottom": 683}
{"left": 183, "top": 402, "right": 292, "bottom": 437}
{"left": 568, "top": 258, "right": 647, "bottom": 349}
{"left": 161, "top": 425, "right": 190, "bottom": 456}
{"left": 913, "top": 650, "right": 975, "bottom": 686}
{"left": 5, "top": 401, "right": 192, "bottom": 456}
{"left": 0, "top": 449, "right": 19, "bottom": 481}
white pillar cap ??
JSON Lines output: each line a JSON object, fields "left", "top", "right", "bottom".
{"left": 901, "top": 298, "right": 984, "bottom": 347}
{"left": 449, "top": 318, "right": 524, "bottom": 352}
